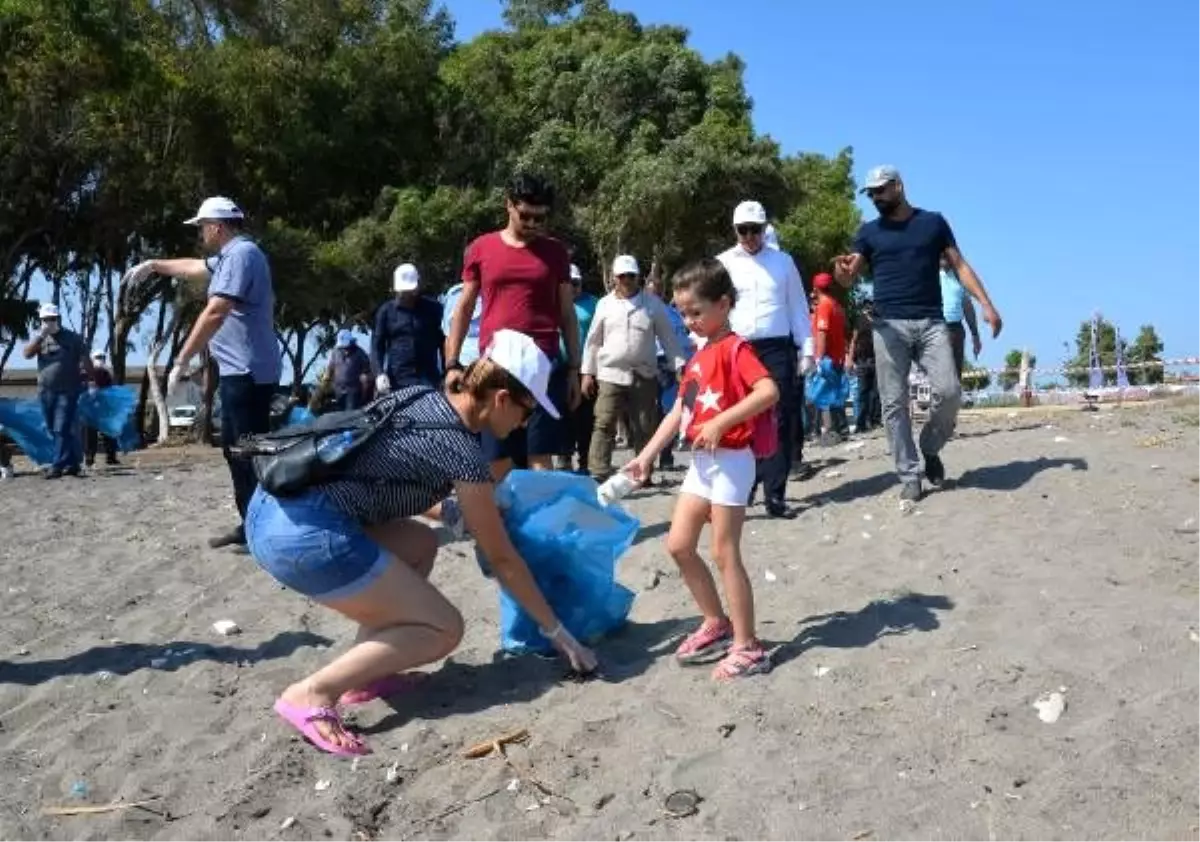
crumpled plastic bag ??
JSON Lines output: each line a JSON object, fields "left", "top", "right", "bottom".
{"left": 0, "top": 398, "right": 56, "bottom": 465}
{"left": 284, "top": 405, "right": 315, "bottom": 428}
{"left": 806, "top": 359, "right": 849, "bottom": 410}
{"left": 78, "top": 386, "right": 141, "bottom": 451}
{"left": 491, "top": 470, "right": 639, "bottom": 654}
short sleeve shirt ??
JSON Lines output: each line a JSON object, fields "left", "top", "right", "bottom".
{"left": 205, "top": 236, "right": 281, "bottom": 383}
{"left": 36, "top": 328, "right": 86, "bottom": 392}
{"left": 813, "top": 295, "right": 848, "bottom": 362}
{"left": 321, "top": 385, "right": 492, "bottom": 526}
{"left": 462, "top": 231, "right": 569, "bottom": 360}
{"left": 678, "top": 334, "right": 770, "bottom": 449}
{"left": 852, "top": 208, "right": 956, "bottom": 321}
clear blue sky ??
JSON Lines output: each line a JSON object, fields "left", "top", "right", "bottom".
{"left": 21, "top": 0, "right": 1199, "bottom": 376}
{"left": 446, "top": 0, "right": 1199, "bottom": 370}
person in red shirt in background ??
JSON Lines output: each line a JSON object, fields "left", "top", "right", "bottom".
{"left": 625, "top": 258, "right": 779, "bottom": 681}
{"left": 811, "top": 272, "right": 850, "bottom": 445}
{"left": 444, "top": 173, "right": 582, "bottom": 480}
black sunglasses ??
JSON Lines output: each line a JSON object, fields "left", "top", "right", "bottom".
{"left": 735, "top": 224, "right": 764, "bottom": 237}
{"left": 517, "top": 209, "right": 548, "bottom": 224}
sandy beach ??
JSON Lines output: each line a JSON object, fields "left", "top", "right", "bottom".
{"left": 1, "top": 400, "right": 1197, "bottom": 841}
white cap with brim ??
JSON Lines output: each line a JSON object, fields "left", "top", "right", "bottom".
{"left": 393, "top": 262, "right": 419, "bottom": 292}
{"left": 484, "top": 329, "right": 560, "bottom": 420}
{"left": 184, "top": 196, "right": 245, "bottom": 225}
{"left": 860, "top": 165, "right": 901, "bottom": 193}
{"left": 733, "top": 200, "right": 768, "bottom": 226}
{"left": 612, "top": 254, "right": 640, "bottom": 276}
{"left": 569, "top": 263, "right": 583, "bottom": 282}
{"left": 38, "top": 302, "right": 60, "bottom": 319}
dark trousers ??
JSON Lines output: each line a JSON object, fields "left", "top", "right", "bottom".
{"left": 947, "top": 321, "right": 966, "bottom": 378}
{"left": 219, "top": 375, "right": 275, "bottom": 522}
{"left": 39, "top": 389, "right": 82, "bottom": 472}
{"left": 333, "top": 390, "right": 367, "bottom": 412}
{"left": 564, "top": 393, "right": 595, "bottom": 472}
{"left": 855, "top": 365, "right": 881, "bottom": 431}
{"left": 750, "top": 337, "right": 795, "bottom": 508}
{"left": 85, "top": 426, "right": 118, "bottom": 464}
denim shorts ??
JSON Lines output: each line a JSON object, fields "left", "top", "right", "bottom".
{"left": 245, "top": 486, "right": 390, "bottom": 600}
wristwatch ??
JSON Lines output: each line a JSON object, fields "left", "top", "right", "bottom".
{"left": 445, "top": 360, "right": 464, "bottom": 373}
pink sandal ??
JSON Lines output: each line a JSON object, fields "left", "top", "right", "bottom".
{"left": 675, "top": 619, "right": 733, "bottom": 665}
{"left": 711, "top": 642, "right": 772, "bottom": 681}
{"left": 274, "top": 698, "right": 371, "bottom": 757}
{"left": 338, "top": 672, "right": 426, "bottom": 706}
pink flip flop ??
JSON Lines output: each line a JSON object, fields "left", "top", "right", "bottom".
{"left": 338, "top": 672, "right": 426, "bottom": 707}
{"left": 273, "top": 697, "right": 371, "bottom": 757}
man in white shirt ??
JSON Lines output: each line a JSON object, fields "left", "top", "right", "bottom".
{"left": 582, "top": 255, "right": 687, "bottom": 482}
{"left": 717, "top": 200, "right": 810, "bottom": 518}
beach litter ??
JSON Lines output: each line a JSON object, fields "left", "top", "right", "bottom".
{"left": 844, "top": 441, "right": 865, "bottom": 452}
{"left": 1033, "top": 691, "right": 1067, "bottom": 723}
{"left": 663, "top": 789, "right": 702, "bottom": 819}
{"left": 823, "top": 470, "right": 843, "bottom": 479}
{"left": 813, "top": 665, "right": 831, "bottom": 678}
{"left": 279, "top": 816, "right": 296, "bottom": 829}
{"left": 385, "top": 762, "right": 401, "bottom": 784}
{"left": 764, "top": 569, "right": 777, "bottom": 583}
{"left": 212, "top": 620, "right": 241, "bottom": 636}
{"left": 1053, "top": 436, "right": 1071, "bottom": 443}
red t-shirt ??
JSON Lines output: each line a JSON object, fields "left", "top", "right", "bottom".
{"left": 462, "top": 231, "right": 570, "bottom": 360}
{"left": 813, "top": 294, "right": 847, "bottom": 363}
{"left": 679, "top": 333, "right": 771, "bottom": 449}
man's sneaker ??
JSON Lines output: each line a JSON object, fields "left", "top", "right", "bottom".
{"left": 766, "top": 501, "right": 797, "bottom": 520}
{"left": 923, "top": 454, "right": 945, "bottom": 488}
{"left": 900, "top": 481, "right": 923, "bottom": 503}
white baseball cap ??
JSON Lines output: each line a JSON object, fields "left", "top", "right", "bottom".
{"left": 612, "top": 254, "right": 640, "bottom": 276}
{"left": 393, "top": 262, "right": 420, "bottom": 292}
{"left": 184, "top": 196, "right": 245, "bottom": 225}
{"left": 860, "top": 165, "right": 901, "bottom": 193}
{"left": 38, "top": 302, "right": 60, "bottom": 319}
{"left": 569, "top": 263, "right": 583, "bottom": 282}
{"left": 732, "top": 200, "right": 768, "bottom": 226}
{"left": 91, "top": 351, "right": 106, "bottom": 361}
{"left": 484, "top": 329, "right": 560, "bottom": 420}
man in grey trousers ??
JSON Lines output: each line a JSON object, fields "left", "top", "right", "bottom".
{"left": 834, "top": 166, "right": 1003, "bottom": 501}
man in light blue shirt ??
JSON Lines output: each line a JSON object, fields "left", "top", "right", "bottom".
{"left": 440, "top": 282, "right": 482, "bottom": 365}
{"left": 125, "top": 196, "right": 281, "bottom": 551}
{"left": 939, "top": 257, "right": 983, "bottom": 380}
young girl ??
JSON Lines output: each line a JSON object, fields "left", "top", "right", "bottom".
{"left": 623, "top": 258, "right": 780, "bottom": 680}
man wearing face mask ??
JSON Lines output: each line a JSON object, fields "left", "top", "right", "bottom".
{"left": 22, "top": 302, "right": 95, "bottom": 478}
{"left": 372, "top": 263, "right": 444, "bottom": 394}
{"left": 123, "top": 196, "right": 280, "bottom": 550}
{"left": 717, "top": 201, "right": 810, "bottom": 519}
{"left": 834, "top": 166, "right": 1002, "bottom": 502}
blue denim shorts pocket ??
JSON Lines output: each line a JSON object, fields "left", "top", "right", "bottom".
{"left": 246, "top": 487, "right": 388, "bottom": 600}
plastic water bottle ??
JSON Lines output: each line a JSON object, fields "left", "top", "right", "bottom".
{"left": 315, "top": 431, "right": 355, "bottom": 464}
{"left": 597, "top": 472, "right": 636, "bottom": 507}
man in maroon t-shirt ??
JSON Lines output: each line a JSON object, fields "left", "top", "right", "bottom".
{"left": 445, "top": 173, "right": 581, "bottom": 479}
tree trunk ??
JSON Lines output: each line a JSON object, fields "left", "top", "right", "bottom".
{"left": 145, "top": 302, "right": 181, "bottom": 447}
{"left": 190, "top": 354, "right": 217, "bottom": 446}
{"left": 0, "top": 261, "right": 36, "bottom": 380}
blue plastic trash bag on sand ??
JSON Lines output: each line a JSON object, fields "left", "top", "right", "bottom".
{"left": 806, "top": 360, "right": 849, "bottom": 411}
{"left": 78, "top": 386, "right": 141, "bottom": 452}
{"left": 489, "top": 470, "right": 639, "bottom": 655}
{"left": 0, "top": 398, "right": 56, "bottom": 465}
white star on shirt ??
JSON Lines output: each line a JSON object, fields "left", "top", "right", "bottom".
{"left": 690, "top": 362, "right": 702, "bottom": 376}
{"left": 696, "top": 386, "right": 722, "bottom": 413}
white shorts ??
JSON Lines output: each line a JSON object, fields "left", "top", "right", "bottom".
{"left": 680, "top": 447, "right": 756, "bottom": 507}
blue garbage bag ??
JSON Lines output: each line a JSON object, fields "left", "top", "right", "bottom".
{"left": 78, "top": 386, "right": 141, "bottom": 452}
{"left": 806, "top": 360, "right": 848, "bottom": 410}
{"left": 0, "top": 398, "right": 55, "bottom": 465}
{"left": 492, "top": 470, "right": 639, "bottom": 654}
{"left": 284, "top": 406, "right": 315, "bottom": 428}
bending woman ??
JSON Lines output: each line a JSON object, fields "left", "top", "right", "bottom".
{"left": 245, "top": 329, "right": 598, "bottom": 757}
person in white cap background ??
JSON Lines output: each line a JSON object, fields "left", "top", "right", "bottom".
{"left": 313, "top": 330, "right": 373, "bottom": 412}
{"left": 243, "top": 328, "right": 597, "bottom": 757}
{"left": 582, "top": 254, "right": 687, "bottom": 483}
{"left": 556, "top": 263, "right": 599, "bottom": 473}
{"left": 84, "top": 350, "right": 120, "bottom": 467}
{"left": 717, "top": 200, "right": 810, "bottom": 519}
{"left": 21, "top": 302, "right": 95, "bottom": 478}
{"left": 124, "top": 195, "right": 281, "bottom": 549}
{"left": 834, "top": 165, "right": 1003, "bottom": 502}
{"left": 372, "top": 262, "right": 444, "bottom": 394}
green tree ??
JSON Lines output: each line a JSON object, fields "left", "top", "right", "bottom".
{"left": 1127, "top": 324, "right": 1165, "bottom": 385}
{"left": 1066, "top": 317, "right": 1124, "bottom": 388}
{"left": 961, "top": 363, "right": 991, "bottom": 392}
{"left": 1001, "top": 348, "right": 1036, "bottom": 390}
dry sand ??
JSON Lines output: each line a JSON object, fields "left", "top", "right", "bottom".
{"left": 1, "top": 401, "right": 1197, "bottom": 841}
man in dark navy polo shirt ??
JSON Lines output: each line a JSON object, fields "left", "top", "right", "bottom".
{"left": 834, "top": 166, "right": 1002, "bottom": 502}
{"left": 372, "top": 262, "right": 444, "bottom": 392}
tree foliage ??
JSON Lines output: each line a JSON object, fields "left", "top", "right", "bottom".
{"left": 1064, "top": 317, "right": 1163, "bottom": 387}
{"left": 1000, "top": 348, "right": 1036, "bottom": 391}
{"left": 2, "top": 0, "right": 861, "bottom": 400}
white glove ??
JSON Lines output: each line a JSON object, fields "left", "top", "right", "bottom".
{"left": 166, "top": 357, "right": 195, "bottom": 395}
{"left": 543, "top": 623, "right": 598, "bottom": 675}
{"left": 122, "top": 260, "right": 156, "bottom": 289}
{"left": 375, "top": 374, "right": 391, "bottom": 395}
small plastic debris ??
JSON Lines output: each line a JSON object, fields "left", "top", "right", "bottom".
{"left": 97, "top": 671, "right": 114, "bottom": 682}
{"left": 1189, "top": 629, "right": 1199, "bottom": 643}
{"left": 823, "top": 470, "right": 843, "bottom": 479}
{"left": 314, "top": 779, "right": 332, "bottom": 792}
{"left": 212, "top": 620, "right": 240, "bottom": 636}
{"left": 385, "top": 762, "right": 400, "bottom": 784}
{"left": 279, "top": 816, "right": 296, "bottom": 830}
{"left": 524, "top": 801, "right": 541, "bottom": 811}
{"left": 1053, "top": 435, "right": 1070, "bottom": 443}
{"left": 813, "top": 665, "right": 831, "bottom": 678}
{"left": 764, "top": 569, "right": 777, "bottom": 583}
{"left": 69, "top": 781, "right": 89, "bottom": 799}
{"left": 797, "top": 803, "right": 808, "bottom": 812}
{"left": 1150, "top": 464, "right": 1163, "bottom": 471}
{"left": 861, "top": 532, "right": 872, "bottom": 540}
{"left": 1006, "top": 412, "right": 1018, "bottom": 418}
{"left": 663, "top": 789, "right": 702, "bottom": 818}
{"left": 350, "top": 757, "right": 360, "bottom": 772}
{"left": 154, "top": 475, "right": 164, "bottom": 481}
{"left": 16, "top": 647, "right": 29, "bottom": 656}
{"left": 506, "top": 778, "right": 520, "bottom": 792}
{"left": 400, "top": 742, "right": 409, "bottom": 753}
{"left": 844, "top": 441, "right": 865, "bottom": 451}
{"left": 863, "top": 513, "right": 873, "bottom": 521}
{"left": 1033, "top": 691, "right": 1066, "bottom": 723}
